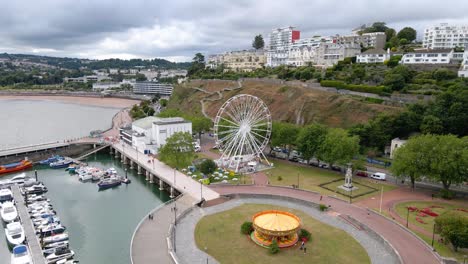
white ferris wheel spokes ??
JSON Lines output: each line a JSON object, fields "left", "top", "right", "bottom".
{"left": 214, "top": 94, "right": 272, "bottom": 172}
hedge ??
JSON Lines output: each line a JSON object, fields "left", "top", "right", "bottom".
{"left": 320, "top": 80, "right": 387, "bottom": 95}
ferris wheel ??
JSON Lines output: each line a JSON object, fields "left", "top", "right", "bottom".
{"left": 214, "top": 94, "right": 272, "bottom": 172}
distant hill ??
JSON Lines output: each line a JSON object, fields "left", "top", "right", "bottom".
{"left": 0, "top": 53, "right": 191, "bottom": 70}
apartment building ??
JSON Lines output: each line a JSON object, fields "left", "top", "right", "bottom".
{"left": 63, "top": 75, "right": 111, "bottom": 83}
{"left": 314, "top": 43, "right": 361, "bottom": 67}
{"left": 267, "top": 27, "right": 300, "bottom": 67}
{"left": 356, "top": 48, "right": 391, "bottom": 63}
{"left": 206, "top": 50, "right": 266, "bottom": 72}
{"left": 400, "top": 49, "right": 454, "bottom": 64}
{"left": 335, "top": 32, "right": 386, "bottom": 49}
{"left": 423, "top": 23, "right": 468, "bottom": 49}
{"left": 133, "top": 81, "right": 173, "bottom": 95}
{"left": 287, "top": 36, "right": 334, "bottom": 66}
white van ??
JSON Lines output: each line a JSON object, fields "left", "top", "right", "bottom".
{"left": 371, "top": 172, "right": 386, "bottom": 181}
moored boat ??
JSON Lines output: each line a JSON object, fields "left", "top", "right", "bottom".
{"left": 0, "top": 160, "right": 32, "bottom": 175}
{"left": 42, "top": 233, "right": 69, "bottom": 245}
{"left": 45, "top": 247, "right": 74, "bottom": 264}
{"left": 97, "top": 177, "right": 121, "bottom": 190}
{"left": 39, "top": 156, "right": 63, "bottom": 165}
{"left": 0, "top": 188, "right": 13, "bottom": 203}
{"left": 50, "top": 159, "right": 73, "bottom": 169}
{"left": 5, "top": 222, "right": 25, "bottom": 247}
{"left": 11, "top": 244, "right": 32, "bottom": 264}
{"left": 1, "top": 201, "right": 18, "bottom": 223}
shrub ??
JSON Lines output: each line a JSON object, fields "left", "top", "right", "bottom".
{"left": 241, "top": 221, "right": 253, "bottom": 235}
{"left": 269, "top": 239, "right": 280, "bottom": 254}
{"left": 435, "top": 211, "right": 468, "bottom": 251}
{"left": 319, "top": 204, "right": 328, "bottom": 212}
{"left": 320, "top": 80, "right": 386, "bottom": 95}
{"left": 198, "top": 159, "right": 217, "bottom": 175}
{"left": 277, "top": 175, "right": 283, "bottom": 181}
{"left": 439, "top": 189, "right": 455, "bottom": 200}
{"left": 299, "top": 229, "right": 311, "bottom": 242}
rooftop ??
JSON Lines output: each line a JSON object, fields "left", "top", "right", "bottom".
{"left": 361, "top": 48, "right": 387, "bottom": 55}
{"left": 153, "top": 117, "right": 190, "bottom": 125}
{"left": 132, "top": 116, "right": 159, "bottom": 130}
{"left": 410, "top": 48, "right": 453, "bottom": 54}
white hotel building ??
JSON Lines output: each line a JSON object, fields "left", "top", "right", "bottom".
{"left": 133, "top": 81, "right": 173, "bottom": 96}
{"left": 126, "top": 116, "right": 192, "bottom": 154}
{"left": 399, "top": 49, "right": 454, "bottom": 64}
{"left": 423, "top": 23, "right": 468, "bottom": 49}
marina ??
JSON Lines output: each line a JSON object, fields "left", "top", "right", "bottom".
{"left": 11, "top": 185, "right": 47, "bottom": 264}
{"left": 0, "top": 152, "right": 171, "bottom": 264}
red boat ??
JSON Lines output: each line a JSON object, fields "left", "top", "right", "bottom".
{"left": 0, "top": 160, "right": 33, "bottom": 175}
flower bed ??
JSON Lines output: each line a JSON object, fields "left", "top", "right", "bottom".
{"left": 415, "top": 217, "right": 426, "bottom": 224}
{"left": 420, "top": 208, "right": 439, "bottom": 217}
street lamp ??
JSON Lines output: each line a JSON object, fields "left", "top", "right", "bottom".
{"left": 406, "top": 207, "right": 410, "bottom": 228}
{"left": 297, "top": 173, "right": 299, "bottom": 189}
{"left": 200, "top": 181, "right": 203, "bottom": 201}
{"left": 349, "top": 188, "right": 353, "bottom": 204}
{"left": 431, "top": 222, "right": 437, "bottom": 250}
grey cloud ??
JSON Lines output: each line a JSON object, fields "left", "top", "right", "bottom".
{"left": 0, "top": 0, "right": 467, "bottom": 61}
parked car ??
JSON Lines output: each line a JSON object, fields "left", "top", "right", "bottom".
{"left": 370, "top": 172, "right": 386, "bottom": 181}
{"left": 331, "top": 165, "right": 342, "bottom": 172}
{"left": 356, "top": 171, "right": 369, "bottom": 177}
{"left": 318, "top": 163, "right": 329, "bottom": 169}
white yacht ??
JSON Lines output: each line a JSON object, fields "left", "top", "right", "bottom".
{"left": 45, "top": 248, "right": 74, "bottom": 264}
{"left": 5, "top": 222, "right": 25, "bottom": 247}
{"left": 0, "top": 188, "right": 13, "bottom": 203}
{"left": 1, "top": 201, "right": 18, "bottom": 223}
{"left": 11, "top": 244, "right": 32, "bottom": 264}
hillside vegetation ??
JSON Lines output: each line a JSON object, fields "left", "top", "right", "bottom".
{"left": 167, "top": 79, "right": 401, "bottom": 128}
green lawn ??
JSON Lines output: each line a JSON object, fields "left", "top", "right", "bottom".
{"left": 267, "top": 160, "right": 397, "bottom": 201}
{"left": 394, "top": 201, "right": 468, "bottom": 262}
{"left": 195, "top": 204, "right": 370, "bottom": 264}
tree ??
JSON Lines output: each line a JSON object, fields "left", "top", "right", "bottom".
{"left": 384, "top": 73, "right": 406, "bottom": 91}
{"left": 296, "top": 124, "right": 328, "bottom": 162}
{"left": 158, "top": 132, "right": 195, "bottom": 168}
{"left": 391, "top": 134, "right": 468, "bottom": 191}
{"left": 252, "top": 34, "right": 265, "bottom": 50}
{"left": 435, "top": 211, "right": 468, "bottom": 252}
{"left": 385, "top": 28, "right": 396, "bottom": 42}
{"left": 190, "top": 116, "right": 212, "bottom": 142}
{"left": 390, "top": 135, "right": 433, "bottom": 190}
{"left": 198, "top": 159, "right": 217, "bottom": 175}
{"left": 420, "top": 115, "right": 444, "bottom": 134}
{"left": 397, "top": 27, "right": 417, "bottom": 42}
{"left": 363, "top": 22, "right": 389, "bottom": 33}
{"left": 159, "top": 98, "right": 168, "bottom": 107}
{"left": 432, "top": 68, "right": 457, "bottom": 81}
{"left": 317, "top": 128, "right": 360, "bottom": 167}
{"left": 188, "top": 53, "right": 206, "bottom": 76}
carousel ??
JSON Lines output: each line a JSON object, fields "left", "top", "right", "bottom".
{"left": 251, "top": 210, "right": 301, "bottom": 248}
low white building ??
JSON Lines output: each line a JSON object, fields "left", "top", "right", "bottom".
{"left": 390, "top": 138, "right": 407, "bottom": 159}
{"left": 133, "top": 81, "right": 173, "bottom": 95}
{"left": 357, "top": 48, "right": 390, "bottom": 63}
{"left": 129, "top": 116, "right": 192, "bottom": 154}
{"left": 400, "top": 49, "right": 453, "bottom": 64}
{"left": 458, "top": 51, "right": 468, "bottom": 77}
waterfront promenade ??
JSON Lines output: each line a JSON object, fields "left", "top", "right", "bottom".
{"left": 112, "top": 142, "right": 220, "bottom": 201}
{"left": 131, "top": 194, "right": 195, "bottom": 264}
{"left": 11, "top": 185, "right": 46, "bottom": 264}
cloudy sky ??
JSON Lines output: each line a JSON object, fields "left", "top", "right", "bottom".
{"left": 1, "top": 0, "right": 468, "bottom": 62}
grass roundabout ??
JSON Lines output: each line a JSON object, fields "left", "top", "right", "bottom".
{"left": 195, "top": 204, "right": 370, "bottom": 264}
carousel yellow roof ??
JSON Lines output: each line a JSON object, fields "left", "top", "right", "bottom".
{"left": 252, "top": 210, "right": 300, "bottom": 232}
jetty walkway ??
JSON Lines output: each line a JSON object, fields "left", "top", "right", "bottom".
{"left": 11, "top": 185, "right": 46, "bottom": 264}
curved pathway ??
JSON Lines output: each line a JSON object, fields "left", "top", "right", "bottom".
{"left": 175, "top": 196, "right": 400, "bottom": 264}
{"left": 209, "top": 185, "right": 440, "bottom": 264}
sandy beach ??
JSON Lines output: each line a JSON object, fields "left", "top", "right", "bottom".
{"left": 0, "top": 95, "right": 140, "bottom": 108}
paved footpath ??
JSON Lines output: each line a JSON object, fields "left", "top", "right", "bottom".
{"left": 175, "top": 197, "right": 400, "bottom": 264}
{"left": 210, "top": 185, "right": 440, "bottom": 264}
{"left": 131, "top": 194, "right": 195, "bottom": 264}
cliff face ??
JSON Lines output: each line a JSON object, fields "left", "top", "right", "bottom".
{"left": 169, "top": 79, "right": 401, "bottom": 128}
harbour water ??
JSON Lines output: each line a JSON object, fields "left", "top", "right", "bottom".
{"left": 0, "top": 99, "right": 170, "bottom": 263}
{"left": 0, "top": 152, "right": 170, "bottom": 264}
{"left": 0, "top": 99, "right": 120, "bottom": 149}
